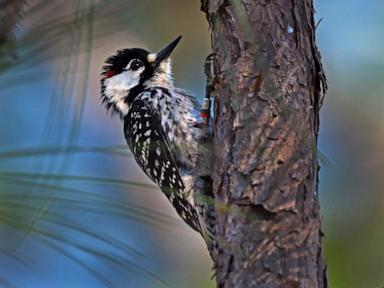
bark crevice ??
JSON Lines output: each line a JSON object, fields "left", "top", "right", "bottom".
{"left": 201, "top": 1, "right": 327, "bottom": 287}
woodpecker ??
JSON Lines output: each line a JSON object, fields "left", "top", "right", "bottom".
{"left": 100, "top": 36, "right": 215, "bottom": 252}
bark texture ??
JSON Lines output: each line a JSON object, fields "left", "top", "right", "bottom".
{"left": 201, "top": 1, "right": 327, "bottom": 287}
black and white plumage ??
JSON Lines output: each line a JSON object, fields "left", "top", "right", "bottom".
{"left": 100, "top": 36, "right": 214, "bottom": 248}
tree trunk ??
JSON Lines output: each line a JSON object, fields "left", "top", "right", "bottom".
{"left": 201, "top": 1, "right": 327, "bottom": 287}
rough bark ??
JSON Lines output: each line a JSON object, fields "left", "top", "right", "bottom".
{"left": 201, "top": 1, "right": 327, "bottom": 287}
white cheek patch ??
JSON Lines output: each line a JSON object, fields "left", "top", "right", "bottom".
{"left": 105, "top": 69, "right": 143, "bottom": 93}
{"left": 104, "top": 67, "right": 145, "bottom": 115}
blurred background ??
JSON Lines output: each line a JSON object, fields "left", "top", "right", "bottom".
{"left": 0, "top": 0, "right": 382, "bottom": 287}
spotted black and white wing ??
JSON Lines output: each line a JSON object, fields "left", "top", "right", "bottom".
{"left": 124, "top": 97, "right": 201, "bottom": 233}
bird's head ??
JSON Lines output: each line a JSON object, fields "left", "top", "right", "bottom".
{"left": 100, "top": 35, "right": 181, "bottom": 117}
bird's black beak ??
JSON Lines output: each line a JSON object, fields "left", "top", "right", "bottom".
{"left": 155, "top": 35, "right": 182, "bottom": 67}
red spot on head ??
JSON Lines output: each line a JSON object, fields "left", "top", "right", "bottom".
{"left": 104, "top": 70, "right": 117, "bottom": 78}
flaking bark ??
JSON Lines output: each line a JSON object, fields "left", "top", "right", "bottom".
{"left": 201, "top": 1, "right": 327, "bottom": 287}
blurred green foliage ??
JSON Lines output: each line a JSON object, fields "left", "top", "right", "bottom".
{"left": 317, "top": 1, "right": 384, "bottom": 287}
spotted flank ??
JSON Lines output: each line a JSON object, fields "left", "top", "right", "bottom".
{"left": 101, "top": 37, "right": 215, "bottom": 250}
{"left": 124, "top": 96, "right": 201, "bottom": 232}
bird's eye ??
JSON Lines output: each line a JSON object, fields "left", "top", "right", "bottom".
{"left": 129, "top": 59, "right": 143, "bottom": 71}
